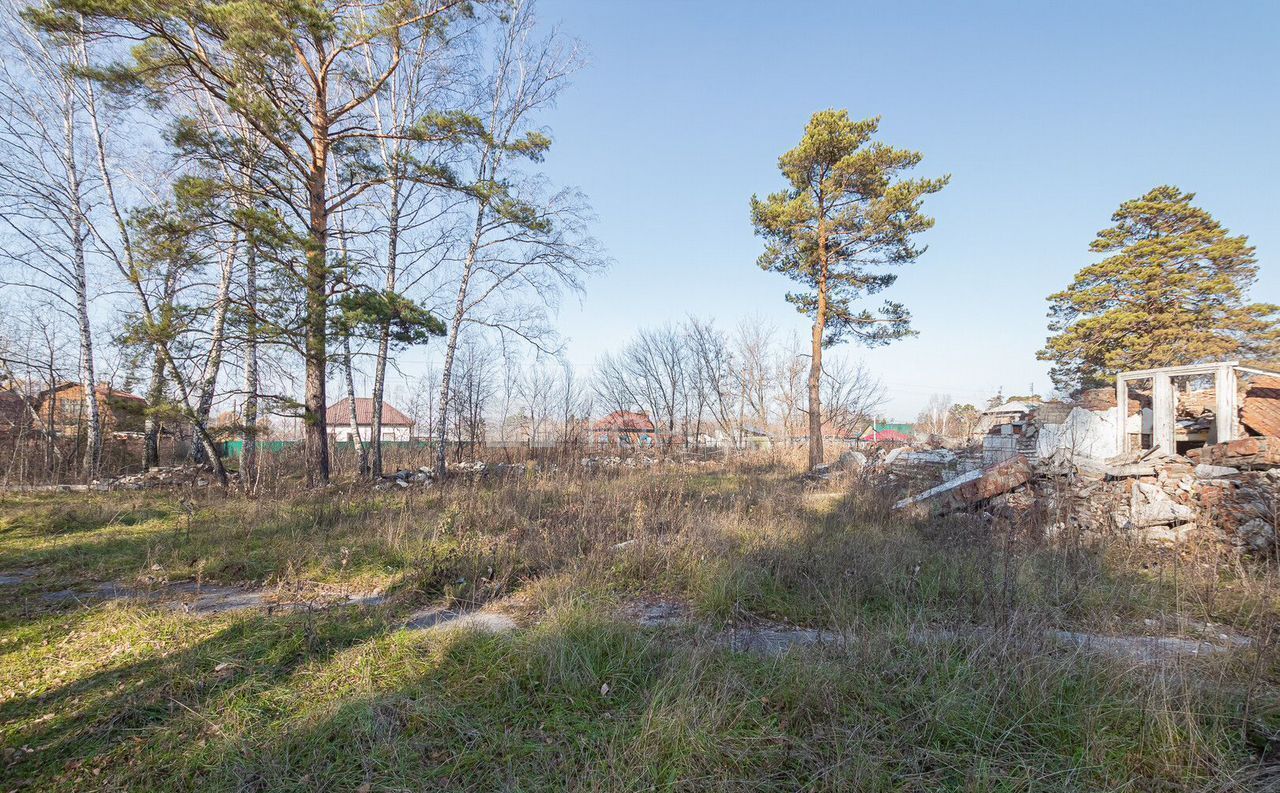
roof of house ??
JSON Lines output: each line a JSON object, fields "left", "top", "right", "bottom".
{"left": 863, "top": 428, "right": 913, "bottom": 444}
{"left": 983, "top": 401, "right": 1033, "bottom": 416}
{"left": 324, "top": 398, "right": 413, "bottom": 427}
{"left": 860, "top": 423, "right": 914, "bottom": 438}
{"left": 591, "top": 410, "right": 655, "bottom": 432}
{"left": 38, "top": 382, "right": 147, "bottom": 405}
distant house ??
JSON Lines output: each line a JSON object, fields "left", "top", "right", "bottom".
{"left": 975, "top": 401, "right": 1034, "bottom": 436}
{"left": 738, "top": 425, "right": 773, "bottom": 449}
{"left": 325, "top": 398, "right": 414, "bottom": 442}
{"left": 591, "top": 410, "right": 655, "bottom": 447}
{"left": 0, "top": 387, "right": 27, "bottom": 436}
{"left": 977, "top": 401, "right": 1039, "bottom": 464}
{"left": 861, "top": 428, "right": 913, "bottom": 445}
{"left": 859, "top": 423, "right": 915, "bottom": 444}
{"left": 35, "top": 382, "right": 146, "bottom": 436}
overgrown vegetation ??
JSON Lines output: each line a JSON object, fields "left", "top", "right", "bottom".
{"left": 2, "top": 461, "right": 1278, "bottom": 790}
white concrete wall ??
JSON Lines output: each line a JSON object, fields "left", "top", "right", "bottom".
{"left": 330, "top": 425, "right": 412, "bottom": 442}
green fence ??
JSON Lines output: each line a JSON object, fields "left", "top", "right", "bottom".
{"left": 219, "top": 440, "right": 437, "bottom": 459}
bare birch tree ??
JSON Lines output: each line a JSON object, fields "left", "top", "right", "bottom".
{"left": 684, "top": 317, "right": 738, "bottom": 446}
{"left": 0, "top": 11, "right": 102, "bottom": 477}
{"left": 433, "top": 0, "right": 603, "bottom": 478}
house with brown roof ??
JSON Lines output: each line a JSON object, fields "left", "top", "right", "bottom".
{"left": 591, "top": 410, "right": 655, "bottom": 448}
{"left": 325, "top": 398, "right": 414, "bottom": 442}
{"left": 35, "top": 382, "right": 147, "bottom": 436}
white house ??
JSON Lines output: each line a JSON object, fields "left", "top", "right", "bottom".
{"left": 325, "top": 398, "right": 414, "bottom": 442}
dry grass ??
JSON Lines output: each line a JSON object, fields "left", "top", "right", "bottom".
{"left": 1, "top": 457, "right": 1278, "bottom": 790}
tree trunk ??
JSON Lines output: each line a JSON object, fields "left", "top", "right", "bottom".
{"left": 143, "top": 351, "right": 166, "bottom": 469}
{"left": 74, "top": 260, "right": 100, "bottom": 479}
{"left": 144, "top": 262, "right": 182, "bottom": 469}
{"left": 370, "top": 178, "right": 399, "bottom": 478}
{"left": 343, "top": 334, "right": 369, "bottom": 475}
{"left": 44, "top": 356, "right": 58, "bottom": 473}
{"left": 192, "top": 242, "right": 237, "bottom": 463}
{"left": 242, "top": 245, "right": 259, "bottom": 494}
{"left": 66, "top": 112, "right": 100, "bottom": 479}
{"left": 808, "top": 215, "right": 829, "bottom": 470}
{"left": 435, "top": 211, "right": 484, "bottom": 480}
{"left": 303, "top": 139, "right": 331, "bottom": 487}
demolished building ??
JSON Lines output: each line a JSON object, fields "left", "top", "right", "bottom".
{"left": 895, "top": 361, "right": 1280, "bottom": 554}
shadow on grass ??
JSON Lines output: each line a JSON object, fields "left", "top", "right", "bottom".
{"left": 0, "top": 598, "right": 419, "bottom": 789}
{"left": 23, "top": 609, "right": 1256, "bottom": 792}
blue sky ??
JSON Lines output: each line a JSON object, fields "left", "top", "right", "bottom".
{"left": 520, "top": 0, "right": 1280, "bottom": 420}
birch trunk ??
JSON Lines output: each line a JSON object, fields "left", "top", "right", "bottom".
{"left": 241, "top": 245, "right": 259, "bottom": 494}
{"left": 435, "top": 210, "right": 484, "bottom": 479}
{"left": 370, "top": 178, "right": 398, "bottom": 478}
{"left": 343, "top": 334, "right": 369, "bottom": 475}
{"left": 63, "top": 94, "right": 100, "bottom": 478}
{"left": 192, "top": 241, "right": 237, "bottom": 464}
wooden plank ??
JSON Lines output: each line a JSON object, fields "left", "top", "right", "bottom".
{"left": 1116, "top": 361, "right": 1239, "bottom": 379}
{"left": 1116, "top": 378, "right": 1129, "bottom": 455}
{"left": 1152, "top": 373, "right": 1175, "bottom": 455}
{"left": 1214, "top": 363, "right": 1237, "bottom": 443}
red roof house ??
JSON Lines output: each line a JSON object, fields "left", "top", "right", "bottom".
{"left": 326, "top": 398, "right": 414, "bottom": 442}
{"left": 591, "top": 410, "right": 655, "bottom": 447}
{"left": 862, "top": 428, "right": 913, "bottom": 445}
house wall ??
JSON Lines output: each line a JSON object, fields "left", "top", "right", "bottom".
{"left": 330, "top": 425, "right": 413, "bottom": 443}
{"left": 37, "top": 386, "right": 145, "bottom": 435}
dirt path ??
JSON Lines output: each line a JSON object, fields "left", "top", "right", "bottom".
{"left": 617, "top": 597, "right": 1254, "bottom": 664}
{"left": 3, "top": 570, "right": 1255, "bottom": 665}
{"left": 10, "top": 576, "right": 386, "bottom": 615}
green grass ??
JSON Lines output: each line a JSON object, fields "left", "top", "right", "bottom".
{"left": 1, "top": 466, "right": 1278, "bottom": 790}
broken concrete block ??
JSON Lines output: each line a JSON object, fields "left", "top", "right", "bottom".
{"left": 1242, "top": 377, "right": 1280, "bottom": 437}
{"left": 834, "top": 450, "right": 866, "bottom": 470}
{"left": 1189, "top": 437, "right": 1280, "bottom": 469}
{"left": 1128, "top": 501, "right": 1194, "bottom": 528}
{"left": 1194, "top": 464, "right": 1239, "bottom": 479}
{"left": 1134, "top": 523, "right": 1194, "bottom": 543}
{"left": 894, "top": 455, "right": 1033, "bottom": 513}
{"left": 1136, "top": 481, "right": 1168, "bottom": 503}
{"left": 881, "top": 447, "right": 907, "bottom": 466}
{"left": 1236, "top": 518, "right": 1276, "bottom": 552}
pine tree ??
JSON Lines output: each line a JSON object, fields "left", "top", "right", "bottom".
{"left": 32, "top": 0, "right": 478, "bottom": 485}
{"left": 1040, "top": 186, "right": 1280, "bottom": 392}
{"left": 750, "top": 110, "right": 947, "bottom": 468}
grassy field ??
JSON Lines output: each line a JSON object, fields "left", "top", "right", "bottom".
{"left": 1, "top": 461, "right": 1278, "bottom": 791}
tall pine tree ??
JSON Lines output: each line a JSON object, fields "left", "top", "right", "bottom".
{"left": 34, "top": 0, "right": 478, "bottom": 485}
{"left": 751, "top": 110, "right": 947, "bottom": 468}
{"left": 1040, "top": 186, "right": 1280, "bottom": 392}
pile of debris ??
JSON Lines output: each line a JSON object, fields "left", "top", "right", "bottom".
{"left": 890, "top": 362, "right": 1280, "bottom": 554}
{"left": 369, "top": 454, "right": 693, "bottom": 489}
{"left": 895, "top": 444, "right": 1277, "bottom": 553}
{"left": 107, "top": 465, "right": 230, "bottom": 491}
{"left": 580, "top": 455, "right": 660, "bottom": 470}
{"left": 372, "top": 460, "right": 537, "bottom": 490}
